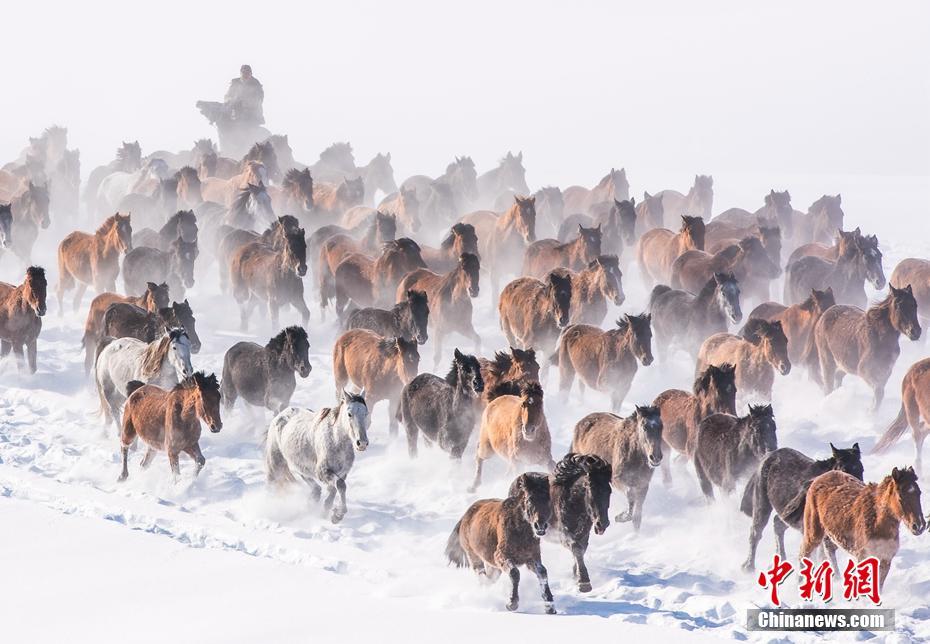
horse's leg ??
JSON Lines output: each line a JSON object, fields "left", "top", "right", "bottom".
{"left": 772, "top": 514, "right": 789, "bottom": 561}
{"left": 571, "top": 543, "right": 592, "bottom": 592}
{"left": 185, "top": 444, "right": 206, "bottom": 477}
{"left": 118, "top": 415, "right": 137, "bottom": 481}
{"left": 530, "top": 561, "right": 556, "bottom": 614}
{"left": 558, "top": 358, "right": 575, "bottom": 404}
{"left": 609, "top": 376, "right": 632, "bottom": 414}
{"left": 26, "top": 338, "right": 37, "bottom": 374}
{"left": 630, "top": 485, "right": 648, "bottom": 531}
{"left": 468, "top": 455, "right": 485, "bottom": 493}
{"left": 118, "top": 444, "right": 131, "bottom": 482}
{"left": 615, "top": 485, "right": 635, "bottom": 523}
{"left": 291, "top": 289, "right": 311, "bottom": 327}
{"left": 505, "top": 565, "right": 520, "bottom": 612}
{"left": 404, "top": 416, "right": 419, "bottom": 459}
{"left": 878, "top": 558, "right": 892, "bottom": 592}
{"left": 432, "top": 328, "right": 444, "bottom": 371}
{"left": 915, "top": 429, "right": 927, "bottom": 476}
{"left": 823, "top": 537, "right": 839, "bottom": 570}
{"left": 817, "top": 346, "right": 837, "bottom": 395}
{"left": 299, "top": 475, "right": 323, "bottom": 504}
{"left": 239, "top": 294, "right": 255, "bottom": 331}
{"left": 0, "top": 340, "right": 10, "bottom": 358}
{"left": 72, "top": 282, "right": 88, "bottom": 314}
{"left": 267, "top": 297, "right": 280, "bottom": 333}
{"left": 167, "top": 449, "right": 182, "bottom": 482}
{"left": 139, "top": 447, "right": 157, "bottom": 469}
{"left": 11, "top": 343, "right": 25, "bottom": 373}
{"left": 388, "top": 395, "right": 400, "bottom": 437}
{"left": 743, "top": 495, "right": 773, "bottom": 572}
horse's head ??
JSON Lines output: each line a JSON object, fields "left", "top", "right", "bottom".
{"left": 613, "top": 199, "right": 638, "bottom": 246}
{"left": 283, "top": 227, "right": 308, "bottom": 277}
{"left": 283, "top": 326, "right": 312, "bottom": 378}
{"left": 248, "top": 182, "right": 276, "bottom": 224}
{"left": 693, "top": 175, "right": 714, "bottom": 216}
{"left": 320, "top": 142, "right": 355, "bottom": 173}
{"left": 829, "top": 442, "right": 864, "bottom": 481}
{"left": 339, "top": 177, "right": 366, "bottom": 207}
{"left": 453, "top": 348, "right": 484, "bottom": 396}
{"left": 449, "top": 156, "right": 478, "bottom": 201}
{"left": 740, "top": 235, "right": 781, "bottom": 279}
{"left": 757, "top": 224, "right": 782, "bottom": 265}
{"left": 618, "top": 313, "right": 653, "bottom": 366}
{"left": 633, "top": 405, "right": 663, "bottom": 468}
{"left": 590, "top": 255, "right": 624, "bottom": 306}
{"left": 745, "top": 404, "right": 778, "bottom": 457}
{"left": 518, "top": 381, "right": 545, "bottom": 442}
{"left": 190, "top": 371, "right": 222, "bottom": 433}
{"left": 170, "top": 299, "right": 200, "bottom": 353}
{"left": 175, "top": 167, "right": 202, "bottom": 206}
{"left": 24, "top": 266, "right": 47, "bottom": 317}
{"left": 511, "top": 471, "right": 551, "bottom": 537}
{"left": 680, "top": 215, "right": 706, "bottom": 250}
{"left": 118, "top": 140, "right": 142, "bottom": 171}
{"left": 165, "top": 326, "right": 193, "bottom": 380}
{"left": 443, "top": 223, "right": 479, "bottom": 259}
{"left": 509, "top": 347, "right": 540, "bottom": 383}
{"left": 713, "top": 272, "right": 742, "bottom": 324}
{"left": 857, "top": 231, "right": 885, "bottom": 290}
{"left": 340, "top": 389, "right": 370, "bottom": 452}
{"left": 694, "top": 363, "right": 737, "bottom": 416}
{"left": 554, "top": 453, "right": 612, "bottom": 535}
{"left": 285, "top": 168, "right": 314, "bottom": 211}
{"left": 394, "top": 336, "right": 420, "bottom": 383}
{"left": 459, "top": 252, "right": 481, "bottom": 298}
{"left": 513, "top": 195, "right": 537, "bottom": 243}
{"left": 545, "top": 270, "right": 573, "bottom": 329}
{"left": 806, "top": 287, "right": 836, "bottom": 315}
{"left": 757, "top": 319, "right": 791, "bottom": 375}
{"left": 370, "top": 152, "right": 397, "bottom": 194}
{"left": 642, "top": 191, "right": 664, "bottom": 226}
{"left": 172, "top": 209, "right": 199, "bottom": 244}
{"left": 889, "top": 284, "right": 921, "bottom": 341}
{"left": 889, "top": 466, "right": 926, "bottom": 535}
{"left": 764, "top": 189, "right": 792, "bottom": 219}
{"left": 114, "top": 213, "right": 133, "bottom": 253}
{"left": 810, "top": 194, "right": 844, "bottom": 243}
{"left": 535, "top": 186, "right": 564, "bottom": 225}
{"left": 400, "top": 289, "right": 430, "bottom": 345}
{"left": 171, "top": 238, "right": 199, "bottom": 290}
{"left": 501, "top": 151, "right": 529, "bottom": 194}
{"left": 26, "top": 182, "right": 51, "bottom": 229}
{"left": 0, "top": 203, "right": 13, "bottom": 249}
{"left": 146, "top": 281, "right": 171, "bottom": 311}
{"left": 577, "top": 224, "right": 602, "bottom": 261}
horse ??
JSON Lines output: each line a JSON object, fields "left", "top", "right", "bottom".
{"left": 656, "top": 175, "right": 714, "bottom": 225}
{"left": 715, "top": 190, "right": 794, "bottom": 239}
{"left": 395, "top": 182, "right": 454, "bottom": 230}
{"left": 562, "top": 168, "right": 629, "bottom": 214}
{"left": 0, "top": 203, "right": 12, "bottom": 251}
{"left": 309, "top": 210, "right": 396, "bottom": 286}
{"left": 397, "top": 348, "right": 484, "bottom": 459}
{"left": 133, "top": 209, "right": 199, "bottom": 250}
{"left": 355, "top": 152, "right": 396, "bottom": 204}
{"left": 794, "top": 194, "right": 844, "bottom": 246}
{"left": 696, "top": 320, "right": 791, "bottom": 401}
{"left": 671, "top": 236, "right": 781, "bottom": 305}
{"left": 476, "top": 151, "right": 529, "bottom": 207}
{"left": 174, "top": 166, "right": 203, "bottom": 209}
{"left": 82, "top": 282, "right": 170, "bottom": 374}
{"left": 471, "top": 196, "right": 537, "bottom": 297}
{"left": 522, "top": 225, "right": 602, "bottom": 278}
{"left": 201, "top": 160, "right": 268, "bottom": 206}
{"left": 102, "top": 300, "right": 201, "bottom": 354}
{"left": 693, "top": 404, "right": 777, "bottom": 501}
{"left": 636, "top": 215, "right": 705, "bottom": 286}
{"left": 401, "top": 156, "right": 478, "bottom": 216}
{"left": 374, "top": 187, "right": 420, "bottom": 235}
{"left": 119, "top": 372, "right": 222, "bottom": 482}
{"left": 744, "top": 287, "right": 835, "bottom": 366}
{"left": 117, "top": 175, "right": 178, "bottom": 230}
{"left": 705, "top": 220, "right": 782, "bottom": 267}
{"left": 309, "top": 142, "right": 356, "bottom": 181}
{"left": 784, "top": 228, "right": 884, "bottom": 307}
{"left": 57, "top": 213, "right": 132, "bottom": 313}
{"left": 445, "top": 472, "right": 555, "bottom": 614}
{"left": 890, "top": 257, "right": 930, "bottom": 328}
{"left": 394, "top": 252, "right": 481, "bottom": 367}
{"left": 94, "top": 327, "right": 193, "bottom": 428}
{"left": 313, "top": 177, "right": 365, "bottom": 219}
{"left": 223, "top": 182, "right": 276, "bottom": 229}
{"left": 471, "top": 382, "right": 553, "bottom": 492}
{"left": 122, "top": 237, "right": 198, "bottom": 300}
{"left": 527, "top": 186, "right": 564, "bottom": 239}
{"left": 571, "top": 406, "right": 663, "bottom": 531}
{"left": 271, "top": 167, "right": 314, "bottom": 216}
{"left": 477, "top": 348, "right": 540, "bottom": 408}
{"left": 498, "top": 271, "right": 573, "bottom": 368}
{"left": 241, "top": 141, "right": 281, "bottom": 184}
{"left": 217, "top": 215, "right": 299, "bottom": 293}
{"left": 420, "top": 223, "right": 479, "bottom": 273}
{"left": 563, "top": 255, "right": 625, "bottom": 326}
{"left": 333, "top": 330, "right": 420, "bottom": 436}
{"left": 546, "top": 453, "right": 612, "bottom": 592}
{"left": 552, "top": 314, "right": 653, "bottom": 411}
{"left": 346, "top": 289, "right": 430, "bottom": 345}
{"left": 97, "top": 158, "right": 171, "bottom": 215}
{"left": 648, "top": 273, "right": 742, "bottom": 359}
{"left": 331, "top": 238, "right": 426, "bottom": 318}
{"left": 265, "top": 391, "right": 370, "bottom": 524}
{"left": 0, "top": 266, "right": 47, "bottom": 373}
{"left": 221, "top": 326, "right": 312, "bottom": 414}
{"left": 798, "top": 467, "right": 925, "bottom": 590}
{"left": 874, "top": 358, "right": 930, "bottom": 473}
{"left": 564, "top": 198, "right": 635, "bottom": 259}
{"left": 739, "top": 443, "right": 863, "bottom": 572}
{"left": 809, "top": 285, "right": 921, "bottom": 411}
{"left": 8, "top": 182, "right": 50, "bottom": 262}
{"left": 230, "top": 227, "right": 309, "bottom": 331}
{"left": 84, "top": 141, "right": 142, "bottom": 215}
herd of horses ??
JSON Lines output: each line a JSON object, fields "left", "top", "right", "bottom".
{"left": 1, "top": 125, "right": 928, "bottom": 614}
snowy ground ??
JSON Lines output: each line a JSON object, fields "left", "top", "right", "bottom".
{"left": 1, "top": 171, "right": 929, "bottom": 643}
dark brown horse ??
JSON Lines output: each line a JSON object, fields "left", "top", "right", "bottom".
{"left": 744, "top": 287, "right": 835, "bottom": 365}
{"left": 0, "top": 266, "right": 47, "bottom": 373}
{"left": 565, "top": 255, "right": 625, "bottom": 325}
{"left": 784, "top": 228, "right": 884, "bottom": 307}
{"left": 477, "top": 348, "right": 540, "bottom": 408}
{"left": 331, "top": 238, "right": 426, "bottom": 318}
{"left": 498, "top": 271, "right": 573, "bottom": 367}
{"left": 809, "top": 286, "right": 921, "bottom": 411}
{"left": 696, "top": 321, "right": 791, "bottom": 401}
{"left": 420, "top": 223, "right": 480, "bottom": 273}
{"left": 57, "top": 213, "right": 132, "bottom": 313}
{"left": 671, "top": 236, "right": 780, "bottom": 304}
{"left": 522, "top": 225, "right": 602, "bottom": 278}
{"left": 635, "top": 215, "right": 705, "bottom": 286}
{"left": 346, "top": 289, "right": 430, "bottom": 345}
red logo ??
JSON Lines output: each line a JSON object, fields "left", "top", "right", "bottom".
{"left": 757, "top": 554, "right": 794, "bottom": 606}
{"left": 757, "top": 556, "right": 881, "bottom": 606}
{"left": 842, "top": 557, "right": 881, "bottom": 605}
{"left": 799, "top": 558, "right": 834, "bottom": 602}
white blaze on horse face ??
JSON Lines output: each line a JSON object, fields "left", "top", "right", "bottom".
{"left": 345, "top": 398, "right": 370, "bottom": 451}
{"left": 169, "top": 334, "right": 194, "bottom": 379}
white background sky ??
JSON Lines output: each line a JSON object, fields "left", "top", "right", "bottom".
{"left": 3, "top": 0, "right": 928, "bottom": 187}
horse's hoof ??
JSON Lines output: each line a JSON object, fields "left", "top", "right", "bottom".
{"left": 741, "top": 562, "right": 754, "bottom": 574}
{"left": 331, "top": 512, "right": 345, "bottom": 524}
{"left": 544, "top": 604, "right": 556, "bottom": 615}
{"left": 506, "top": 601, "right": 518, "bottom": 612}
{"left": 578, "top": 581, "right": 592, "bottom": 593}
{"left": 615, "top": 511, "right": 632, "bottom": 523}
{"left": 117, "top": 474, "right": 128, "bottom": 483}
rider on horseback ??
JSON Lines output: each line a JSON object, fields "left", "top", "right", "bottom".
{"left": 224, "top": 64, "right": 265, "bottom": 126}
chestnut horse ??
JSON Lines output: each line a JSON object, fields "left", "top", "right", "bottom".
{"left": 696, "top": 320, "right": 791, "bottom": 401}
{"left": 420, "top": 223, "right": 479, "bottom": 273}
{"left": 313, "top": 177, "right": 365, "bottom": 219}
{"left": 890, "top": 257, "right": 930, "bottom": 328}
{"left": 656, "top": 174, "right": 714, "bottom": 224}
{"left": 395, "top": 252, "right": 481, "bottom": 367}
{"left": 57, "top": 213, "right": 132, "bottom": 313}
{"left": 332, "top": 329, "right": 420, "bottom": 436}
{"left": 562, "top": 168, "right": 629, "bottom": 214}
{"left": 809, "top": 285, "right": 921, "bottom": 411}
{"left": 784, "top": 228, "right": 884, "bottom": 307}
{"left": 498, "top": 271, "right": 573, "bottom": 367}
{"left": 477, "top": 347, "right": 540, "bottom": 407}
{"left": 271, "top": 167, "right": 314, "bottom": 215}
{"left": 744, "top": 287, "right": 835, "bottom": 366}
{"left": 0, "top": 266, "right": 47, "bottom": 373}
{"left": 119, "top": 372, "right": 223, "bottom": 482}
{"left": 671, "top": 236, "right": 780, "bottom": 304}
{"left": 874, "top": 357, "right": 930, "bottom": 473}
{"left": 331, "top": 238, "right": 426, "bottom": 318}
{"left": 635, "top": 215, "right": 705, "bottom": 286}
{"left": 522, "top": 225, "right": 602, "bottom": 279}
{"left": 798, "top": 467, "right": 925, "bottom": 590}
{"left": 565, "top": 255, "right": 625, "bottom": 325}
{"left": 464, "top": 196, "right": 536, "bottom": 297}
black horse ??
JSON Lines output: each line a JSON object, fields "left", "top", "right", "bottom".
{"left": 102, "top": 300, "right": 201, "bottom": 353}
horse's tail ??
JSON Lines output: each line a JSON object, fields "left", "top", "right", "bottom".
{"left": 649, "top": 284, "right": 672, "bottom": 311}
{"left": 318, "top": 253, "right": 334, "bottom": 310}
{"left": 781, "top": 482, "right": 812, "bottom": 526}
{"left": 739, "top": 471, "right": 760, "bottom": 517}
{"left": 445, "top": 519, "right": 467, "bottom": 568}
{"left": 125, "top": 380, "right": 145, "bottom": 397}
{"left": 264, "top": 407, "right": 300, "bottom": 485}
{"left": 872, "top": 404, "right": 909, "bottom": 454}
{"left": 94, "top": 336, "right": 115, "bottom": 368}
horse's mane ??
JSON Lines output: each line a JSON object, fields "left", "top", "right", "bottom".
{"left": 739, "top": 318, "right": 778, "bottom": 344}
{"left": 377, "top": 337, "right": 400, "bottom": 356}
{"left": 231, "top": 184, "right": 261, "bottom": 216}
{"left": 716, "top": 244, "right": 742, "bottom": 262}
{"left": 116, "top": 142, "right": 140, "bottom": 163}
{"left": 809, "top": 194, "right": 837, "bottom": 213}
{"left": 95, "top": 214, "right": 122, "bottom": 236}
{"left": 175, "top": 166, "right": 199, "bottom": 181}
{"left": 553, "top": 453, "right": 611, "bottom": 487}
{"left": 521, "top": 380, "right": 544, "bottom": 400}
{"left": 175, "top": 370, "right": 219, "bottom": 393}
{"left": 693, "top": 363, "right": 734, "bottom": 395}
{"left": 440, "top": 223, "right": 473, "bottom": 250}
{"left": 488, "top": 351, "right": 514, "bottom": 377}
{"left": 140, "top": 329, "right": 185, "bottom": 379}
{"left": 284, "top": 168, "right": 311, "bottom": 184}
{"left": 26, "top": 266, "right": 46, "bottom": 284}
{"left": 266, "top": 326, "right": 307, "bottom": 354}
{"left": 242, "top": 141, "right": 272, "bottom": 162}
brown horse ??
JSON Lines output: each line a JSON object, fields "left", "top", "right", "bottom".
{"left": 9, "top": 181, "right": 50, "bottom": 262}
{"left": 445, "top": 472, "right": 555, "bottom": 614}
{"left": 716, "top": 190, "right": 794, "bottom": 238}
{"left": 798, "top": 467, "right": 925, "bottom": 590}
{"left": 553, "top": 314, "right": 653, "bottom": 411}
{"left": 653, "top": 363, "right": 737, "bottom": 482}
{"left": 794, "top": 194, "right": 844, "bottom": 246}
{"left": 744, "top": 287, "right": 835, "bottom": 365}
{"left": 697, "top": 321, "right": 790, "bottom": 401}
{"left": 313, "top": 177, "right": 365, "bottom": 218}
{"left": 705, "top": 221, "right": 782, "bottom": 267}
{"left": 656, "top": 175, "right": 714, "bottom": 224}
{"left": 477, "top": 348, "right": 540, "bottom": 407}
{"left": 229, "top": 227, "right": 309, "bottom": 330}
{"left": 890, "top": 258, "right": 930, "bottom": 327}
{"left": 564, "top": 255, "right": 625, "bottom": 325}
{"left": 874, "top": 358, "right": 930, "bottom": 473}
{"left": 271, "top": 167, "right": 314, "bottom": 215}
{"left": 562, "top": 168, "right": 629, "bottom": 214}
{"left": 316, "top": 213, "right": 398, "bottom": 310}
{"left": 332, "top": 329, "right": 420, "bottom": 435}
{"left": 468, "top": 196, "right": 536, "bottom": 297}
{"left": 174, "top": 166, "right": 203, "bottom": 209}
{"left": 498, "top": 271, "right": 573, "bottom": 366}
{"left": 522, "top": 225, "right": 602, "bottom": 278}
{"left": 201, "top": 161, "right": 267, "bottom": 205}
{"left": 809, "top": 286, "right": 921, "bottom": 411}
{"left": 0, "top": 266, "right": 47, "bottom": 373}
{"left": 57, "top": 213, "right": 132, "bottom": 313}
{"left": 420, "top": 223, "right": 480, "bottom": 273}
{"left": 118, "top": 372, "right": 223, "bottom": 481}
{"left": 784, "top": 228, "right": 884, "bottom": 307}
{"left": 635, "top": 215, "right": 705, "bottom": 286}
{"left": 331, "top": 238, "right": 426, "bottom": 317}
{"left": 82, "top": 282, "right": 170, "bottom": 374}
{"left": 671, "top": 236, "right": 781, "bottom": 304}
{"left": 374, "top": 186, "right": 421, "bottom": 234}
{"left": 471, "top": 381, "right": 553, "bottom": 492}
{"left": 395, "top": 252, "right": 481, "bottom": 367}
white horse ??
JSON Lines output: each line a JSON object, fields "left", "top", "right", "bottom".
{"left": 94, "top": 327, "right": 193, "bottom": 428}
{"left": 96, "top": 158, "right": 171, "bottom": 216}
{"left": 265, "top": 389, "right": 369, "bottom": 523}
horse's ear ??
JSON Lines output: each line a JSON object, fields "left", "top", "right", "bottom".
{"left": 342, "top": 388, "right": 352, "bottom": 402}
{"left": 836, "top": 193, "right": 841, "bottom": 204}
{"left": 517, "top": 151, "right": 523, "bottom": 162}
{"left": 852, "top": 442, "right": 860, "bottom": 455}
{"left": 454, "top": 348, "right": 464, "bottom": 360}
{"left": 830, "top": 442, "right": 838, "bottom": 456}
{"left": 892, "top": 467, "right": 901, "bottom": 480}
{"left": 644, "top": 191, "right": 651, "bottom": 200}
